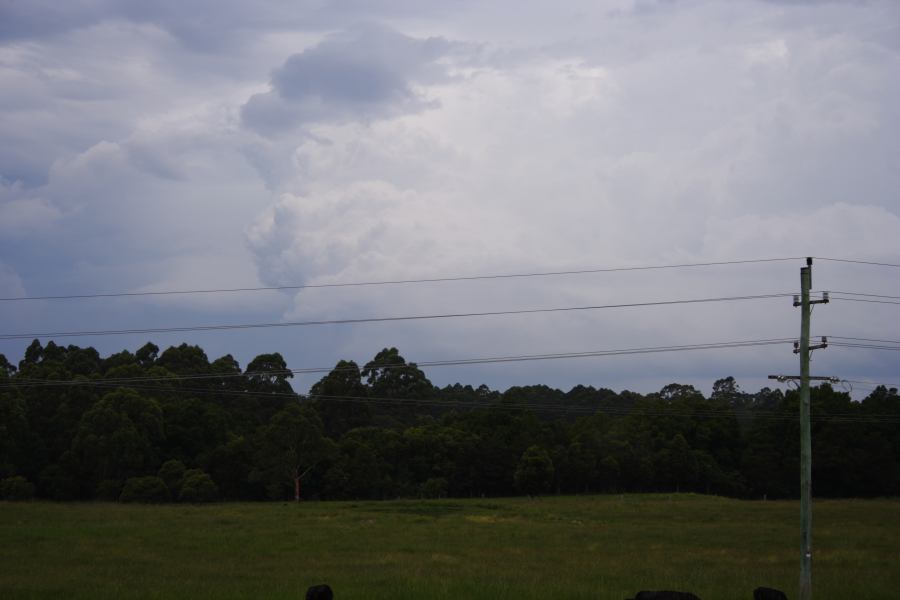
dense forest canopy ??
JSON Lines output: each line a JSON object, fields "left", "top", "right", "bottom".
{"left": 0, "top": 339, "right": 897, "bottom": 503}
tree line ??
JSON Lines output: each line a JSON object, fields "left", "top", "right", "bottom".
{"left": 0, "top": 340, "right": 897, "bottom": 502}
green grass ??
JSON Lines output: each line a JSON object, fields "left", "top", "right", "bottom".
{"left": 1, "top": 495, "right": 898, "bottom": 599}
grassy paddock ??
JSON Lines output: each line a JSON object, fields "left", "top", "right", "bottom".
{"left": 1, "top": 494, "right": 898, "bottom": 599}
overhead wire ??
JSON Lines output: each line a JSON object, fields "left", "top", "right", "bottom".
{"left": 3, "top": 334, "right": 895, "bottom": 423}
{"left": 3, "top": 256, "right": 897, "bottom": 304}
{"left": 0, "top": 257, "right": 804, "bottom": 302}
{"left": 4, "top": 336, "right": 894, "bottom": 405}
{"left": 829, "top": 342, "right": 900, "bottom": 351}
{"left": 830, "top": 297, "right": 900, "bottom": 306}
{"left": 3, "top": 376, "right": 896, "bottom": 423}
{"left": 841, "top": 378, "right": 900, "bottom": 388}
{"left": 828, "top": 291, "right": 900, "bottom": 300}
{"left": 302, "top": 392, "right": 898, "bottom": 423}
{"left": 0, "top": 292, "right": 797, "bottom": 341}
{"left": 1, "top": 337, "right": 796, "bottom": 389}
{"left": 3, "top": 254, "right": 898, "bottom": 410}
{"left": 828, "top": 336, "right": 900, "bottom": 345}
{"left": 817, "top": 257, "right": 900, "bottom": 268}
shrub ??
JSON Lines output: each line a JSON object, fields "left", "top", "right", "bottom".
{"left": 96, "top": 479, "right": 123, "bottom": 501}
{"left": 119, "top": 476, "right": 170, "bottom": 503}
{"left": 514, "top": 446, "right": 554, "bottom": 496}
{"left": 157, "top": 459, "right": 187, "bottom": 497}
{"left": 1, "top": 476, "right": 35, "bottom": 501}
{"left": 420, "top": 477, "right": 448, "bottom": 499}
{"left": 178, "top": 470, "right": 218, "bottom": 503}
{"left": 39, "top": 465, "right": 78, "bottom": 500}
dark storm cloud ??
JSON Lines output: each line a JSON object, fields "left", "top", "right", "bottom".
{"left": 0, "top": 0, "right": 467, "bottom": 48}
{"left": 241, "top": 24, "right": 455, "bottom": 135}
{"left": 0, "top": 0, "right": 106, "bottom": 41}
{"left": 0, "top": 143, "right": 49, "bottom": 187}
{"left": 0, "top": 0, "right": 304, "bottom": 48}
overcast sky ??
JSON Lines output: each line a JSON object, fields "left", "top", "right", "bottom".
{"left": 1, "top": 0, "right": 898, "bottom": 398}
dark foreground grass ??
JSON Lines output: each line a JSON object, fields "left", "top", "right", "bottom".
{"left": 1, "top": 494, "right": 898, "bottom": 599}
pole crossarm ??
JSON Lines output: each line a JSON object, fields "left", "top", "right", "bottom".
{"left": 768, "top": 375, "right": 840, "bottom": 383}
{"left": 793, "top": 336, "right": 829, "bottom": 354}
{"left": 793, "top": 291, "right": 830, "bottom": 307}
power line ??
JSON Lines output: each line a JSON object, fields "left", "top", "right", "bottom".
{"left": 4, "top": 376, "right": 895, "bottom": 423}
{"left": 830, "top": 342, "right": 900, "bottom": 351}
{"left": 5, "top": 337, "right": 894, "bottom": 421}
{"left": 0, "top": 257, "right": 802, "bottom": 302}
{"left": 0, "top": 292, "right": 796, "bottom": 341}
{"left": 829, "top": 291, "right": 900, "bottom": 300}
{"left": 842, "top": 379, "right": 900, "bottom": 389}
{"left": 1, "top": 337, "right": 795, "bottom": 388}
{"left": 303, "top": 392, "right": 898, "bottom": 423}
{"left": 829, "top": 336, "right": 900, "bottom": 345}
{"left": 830, "top": 296, "right": 900, "bottom": 306}
{"left": 817, "top": 257, "right": 900, "bottom": 268}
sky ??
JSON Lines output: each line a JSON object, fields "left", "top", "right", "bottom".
{"left": 1, "top": 0, "right": 899, "bottom": 398}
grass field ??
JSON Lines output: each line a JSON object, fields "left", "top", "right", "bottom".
{"left": 1, "top": 494, "right": 898, "bottom": 599}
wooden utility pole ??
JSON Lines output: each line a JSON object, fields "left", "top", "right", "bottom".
{"left": 798, "top": 259, "right": 813, "bottom": 600}
{"left": 769, "top": 257, "right": 832, "bottom": 600}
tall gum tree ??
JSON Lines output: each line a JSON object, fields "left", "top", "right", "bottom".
{"left": 256, "top": 403, "right": 333, "bottom": 501}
